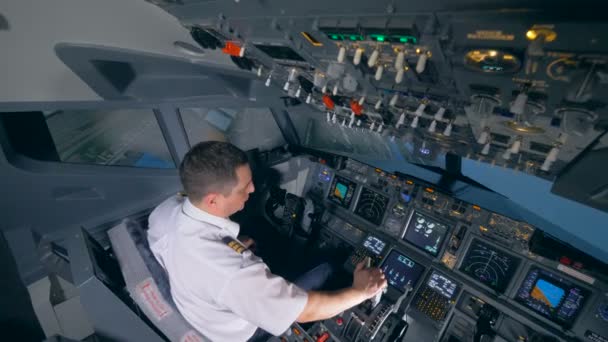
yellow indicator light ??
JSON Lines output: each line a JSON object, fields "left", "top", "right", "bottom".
{"left": 526, "top": 28, "right": 557, "bottom": 42}
{"left": 375, "top": 168, "right": 382, "bottom": 173}
{"left": 480, "top": 226, "right": 488, "bottom": 232}
{"left": 406, "top": 180, "right": 414, "bottom": 185}
{"left": 472, "top": 205, "right": 481, "bottom": 211}
{"left": 301, "top": 32, "right": 323, "bottom": 46}
{"left": 488, "top": 50, "right": 498, "bottom": 57}
{"left": 425, "top": 187, "right": 434, "bottom": 193}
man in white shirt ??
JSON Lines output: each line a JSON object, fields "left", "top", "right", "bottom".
{"left": 148, "top": 141, "right": 387, "bottom": 341}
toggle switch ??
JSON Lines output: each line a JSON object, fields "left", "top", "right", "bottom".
{"left": 415, "top": 103, "right": 426, "bottom": 116}
{"left": 395, "top": 69, "right": 404, "bottom": 84}
{"left": 390, "top": 93, "right": 399, "bottom": 107}
{"left": 395, "top": 51, "right": 405, "bottom": 70}
{"left": 337, "top": 46, "right": 346, "bottom": 63}
{"left": 368, "top": 49, "right": 379, "bottom": 67}
{"left": 375, "top": 99, "right": 382, "bottom": 110}
{"left": 416, "top": 53, "right": 428, "bottom": 74}
{"left": 396, "top": 112, "right": 406, "bottom": 128}
{"left": 375, "top": 65, "right": 384, "bottom": 80}
{"left": 411, "top": 116, "right": 419, "bottom": 128}
{"left": 443, "top": 122, "right": 452, "bottom": 136}
{"left": 434, "top": 107, "right": 445, "bottom": 120}
{"left": 477, "top": 129, "right": 489, "bottom": 144}
{"left": 354, "top": 48, "right": 364, "bottom": 65}
{"left": 428, "top": 120, "right": 437, "bottom": 133}
{"left": 481, "top": 142, "right": 491, "bottom": 155}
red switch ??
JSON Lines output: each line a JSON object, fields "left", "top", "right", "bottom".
{"left": 222, "top": 41, "right": 243, "bottom": 57}
{"left": 336, "top": 317, "right": 344, "bottom": 326}
{"left": 350, "top": 99, "right": 363, "bottom": 116}
{"left": 559, "top": 256, "right": 572, "bottom": 266}
{"left": 322, "top": 94, "right": 335, "bottom": 110}
{"left": 316, "top": 332, "right": 330, "bottom": 342}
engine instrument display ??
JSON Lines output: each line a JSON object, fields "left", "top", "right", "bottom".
{"left": 362, "top": 235, "right": 386, "bottom": 256}
{"left": 404, "top": 212, "right": 450, "bottom": 257}
{"left": 428, "top": 271, "right": 459, "bottom": 299}
{"left": 459, "top": 239, "right": 521, "bottom": 293}
{"left": 381, "top": 249, "right": 425, "bottom": 293}
{"left": 515, "top": 267, "right": 589, "bottom": 328}
{"left": 354, "top": 187, "right": 390, "bottom": 226}
{"left": 328, "top": 175, "right": 357, "bottom": 209}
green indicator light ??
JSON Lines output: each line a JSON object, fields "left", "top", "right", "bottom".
{"left": 376, "top": 35, "right": 385, "bottom": 42}
{"left": 330, "top": 34, "right": 340, "bottom": 40}
{"left": 395, "top": 36, "right": 418, "bottom": 44}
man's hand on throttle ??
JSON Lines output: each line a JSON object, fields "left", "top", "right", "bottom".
{"left": 352, "top": 258, "right": 387, "bottom": 299}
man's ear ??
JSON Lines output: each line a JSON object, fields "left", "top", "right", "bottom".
{"left": 201, "top": 192, "right": 220, "bottom": 208}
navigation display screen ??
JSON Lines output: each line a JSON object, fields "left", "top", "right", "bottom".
{"left": 515, "top": 267, "right": 589, "bottom": 327}
{"left": 459, "top": 239, "right": 521, "bottom": 293}
{"left": 354, "top": 187, "right": 390, "bottom": 226}
{"left": 381, "top": 250, "right": 425, "bottom": 293}
{"left": 404, "top": 212, "right": 450, "bottom": 257}
{"left": 362, "top": 235, "right": 386, "bottom": 256}
{"left": 428, "top": 271, "right": 459, "bottom": 299}
{"left": 327, "top": 175, "right": 357, "bottom": 209}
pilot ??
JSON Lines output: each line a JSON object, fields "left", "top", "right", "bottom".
{"left": 147, "top": 141, "right": 387, "bottom": 342}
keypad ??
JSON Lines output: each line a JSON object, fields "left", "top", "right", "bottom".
{"left": 413, "top": 286, "right": 451, "bottom": 321}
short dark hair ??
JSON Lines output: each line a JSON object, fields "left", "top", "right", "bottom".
{"left": 179, "top": 141, "right": 248, "bottom": 202}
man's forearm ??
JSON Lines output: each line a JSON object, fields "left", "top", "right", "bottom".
{"left": 296, "top": 288, "right": 367, "bottom": 323}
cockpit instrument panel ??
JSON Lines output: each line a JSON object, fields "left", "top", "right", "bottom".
{"left": 515, "top": 266, "right": 589, "bottom": 328}
{"left": 404, "top": 211, "right": 450, "bottom": 257}
{"left": 381, "top": 249, "right": 425, "bottom": 293}
{"left": 328, "top": 175, "right": 357, "bottom": 209}
{"left": 362, "top": 235, "right": 387, "bottom": 256}
{"left": 427, "top": 271, "right": 459, "bottom": 300}
{"left": 459, "top": 238, "right": 521, "bottom": 293}
{"left": 354, "top": 187, "right": 390, "bottom": 226}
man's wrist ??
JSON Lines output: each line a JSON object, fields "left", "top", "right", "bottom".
{"left": 348, "top": 287, "right": 369, "bottom": 303}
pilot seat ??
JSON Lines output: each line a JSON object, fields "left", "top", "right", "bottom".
{"left": 106, "top": 219, "right": 209, "bottom": 342}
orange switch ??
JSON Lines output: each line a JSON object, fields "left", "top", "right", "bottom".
{"left": 317, "top": 332, "right": 330, "bottom": 342}
{"left": 350, "top": 99, "right": 363, "bottom": 116}
{"left": 222, "top": 41, "right": 243, "bottom": 57}
{"left": 322, "top": 94, "right": 335, "bottom": 110}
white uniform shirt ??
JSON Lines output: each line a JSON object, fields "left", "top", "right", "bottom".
{"left": 148, "top": 195, "right": 308, "bottom": 342}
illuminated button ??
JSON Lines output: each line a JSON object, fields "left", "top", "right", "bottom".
{"left": 336, "top": 317, "right": 344, "bottom": 326}
{"left": 317, "top": 332, "right": 330, "bottom": 342}
{"left": 293, "top": 327, "right": 300, "bottom": 335}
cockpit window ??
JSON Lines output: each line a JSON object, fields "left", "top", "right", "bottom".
{"left": 0, "top": 109, "right": 174, "bottom": 168}
{"left": 286, "top": 109, "right": 445, "bottom": 169}
{"left": 179, "top": 107, "right": 285, "bottom": 152}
